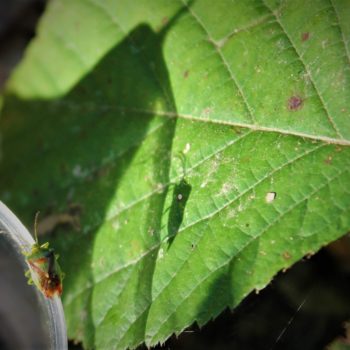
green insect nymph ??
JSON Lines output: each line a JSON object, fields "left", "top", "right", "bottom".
{"left": 23, "top": 212, "right": 64, "bottom": 298}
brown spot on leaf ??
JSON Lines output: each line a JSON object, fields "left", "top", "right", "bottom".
{"left": 306, "top": 251, "right": 315, "bottom": 259}
{"left": 283, "top": 251, "right": 291, "bottom": 260}
{"left": 324, "top": 155, "right": 333, "bottom": 165}
{"left": 301, "top": 32, "right": 310, "bottom": 42}
{"left": 231, "top": 126, "right": 243, "bottom": 134}
{"left": 162, "top": 16, "right": 169, "bottom": 25}
{"left": 201, "top": 107, "right": 212, "bottom": 118}
{"left": 288, "top": 96, "right": 304, "bottom": 111}
{"left": 183, "top": 70, "right": 189, "bottom": 79}
{"left": 336, "top": 146, "right": 343, "bottom": 152}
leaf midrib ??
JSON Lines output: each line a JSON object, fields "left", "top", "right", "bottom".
{"left": 26, "top": 101, "right": 350, "bottom": 145}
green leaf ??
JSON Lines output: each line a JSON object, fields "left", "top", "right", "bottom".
{"left": 1, "top": 0, "right": 350, "bottom": 349}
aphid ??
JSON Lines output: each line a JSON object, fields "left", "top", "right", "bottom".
{"left": 23, "top": 212, "right": 64, "bottom": 298}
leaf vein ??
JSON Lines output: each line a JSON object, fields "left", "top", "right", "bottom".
{"left": 180, "top": 0, "right": 256, "bottom": 124}
{"left": 64, "top": 130, "right": 253, "bottom": 306}
{"left": 329, "top": 0, "right": 350, "bottom": 66}
{"left": 148, "top": 167, "right": 348, "bottom": 342}
{"left": 96, "top": 141, "right": 325, "bottom": 334}
{"left": 45, "top": 103, "right": 350, "bottom": 145}
{"left": 261, "top": 0, "right": 343, "bottom": 139}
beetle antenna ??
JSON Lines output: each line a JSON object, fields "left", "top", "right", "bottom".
{"left": 34, "top": 211, "right": 40, "bottom": 244}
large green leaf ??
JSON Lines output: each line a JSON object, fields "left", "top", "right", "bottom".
{"left": 1, "top": 0, "right": 350, "bottom": 349}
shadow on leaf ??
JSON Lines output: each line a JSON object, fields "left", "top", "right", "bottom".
{"left": 0, "top": 6, "right": 189, "bottom": 349}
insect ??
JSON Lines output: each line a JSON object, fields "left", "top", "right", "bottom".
{"left": 23, "top": 212, "right": 64, "bottom": 298}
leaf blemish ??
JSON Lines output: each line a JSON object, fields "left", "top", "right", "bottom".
{"left": 183, "top": 143, "right": 191, "bottom": 154}
{"left": 288, "top": 95, "right": 303, "bottom": 111}
{"left": 201, "top": 107, "right": 212, "bottom": 118}
{"left": 301, "top": 32, "right": 310, "bottom": 42}
{"left": 72, "top": 164, "right": 88, "bottom": 178}
{"left": 265, "top": 192, "right": 277, "bottom": 203}
{"left": 162, "top": 16, "right": 169, "bottom": 25}
{"left": 324, "top": 155, "right": 332, "bottom": 165}
{"left": 183, "top": 70, "right": 189, "bottom": 79}
{"left": 283, "top": 251, "right": 291, "bottom": 260}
